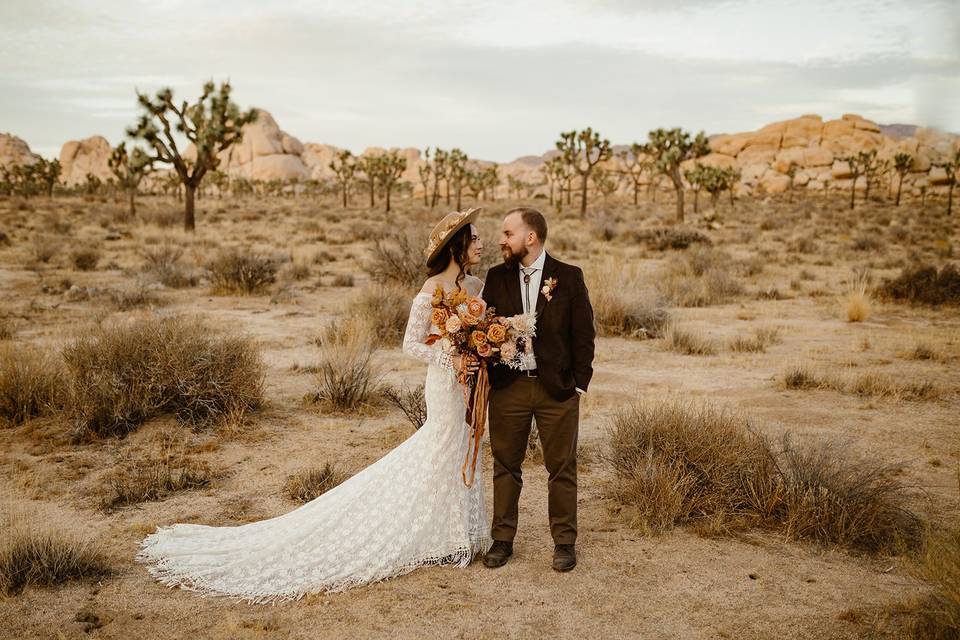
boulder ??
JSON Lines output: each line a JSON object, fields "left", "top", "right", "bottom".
{"left": 248, "top": 154, "right": 309, "bottom": 181}
{"left": 760, "top": 171, "right": 791, "bottom": 194}
{"left": 709, "top": 133, "right": 752, "bottom": 157}
{"left": 0, "top": 133, "right": 39, "bottom": 169}
{"left": 832, "top": 160, "right": 853, "bottom": 179}
{"left": 59, "top": 135, "right": 113, "bottom": 186}
{"left": 772, "top": 148, "right": 806, "bottom": 173}
{"left": 803, "top": 147, "right": 834, "bottom": 167}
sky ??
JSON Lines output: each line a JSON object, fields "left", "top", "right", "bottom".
{"left": 1, "top": 0, "right": 958, "bottom": 162}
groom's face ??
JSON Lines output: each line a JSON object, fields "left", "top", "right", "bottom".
{"left": 499, "top": 213, "right": 531, "bottom": 266}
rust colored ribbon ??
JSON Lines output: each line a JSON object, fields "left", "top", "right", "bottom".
{"left": 461, "top": 366, "right": 490, "bottom": 488}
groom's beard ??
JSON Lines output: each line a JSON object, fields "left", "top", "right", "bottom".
{"left": 501, "top": 244, "right": 528, "bottom": 268}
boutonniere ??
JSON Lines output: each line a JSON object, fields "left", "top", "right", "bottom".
{"left": 541, "top": 277, "right": 558, "bottom": 301}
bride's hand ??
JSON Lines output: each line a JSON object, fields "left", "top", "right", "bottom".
{"left": 453, "top": 354, "right": 480, "bottom": 375}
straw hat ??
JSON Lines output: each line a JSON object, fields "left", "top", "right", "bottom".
{"left": 423, "top": 207, "right": 482, "bottom": 264}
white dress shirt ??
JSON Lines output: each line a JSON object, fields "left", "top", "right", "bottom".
{"left": 517, "top": 250, "right": 547, "bottom": 371}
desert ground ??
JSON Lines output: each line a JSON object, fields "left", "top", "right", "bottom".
{"left": 0, "top": 189, "right": 958, "bottom": 639}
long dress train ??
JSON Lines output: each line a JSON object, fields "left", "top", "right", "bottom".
{"left": 134, "top": 292, "right": 492, "bottom": 604}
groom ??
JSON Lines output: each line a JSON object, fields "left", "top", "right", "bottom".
{"left": 481, "top": 207, "right": 596, "bottom": 572}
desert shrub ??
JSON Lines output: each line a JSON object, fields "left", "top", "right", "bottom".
{"left": 69, "top": 247, "right": 101, "bottom": 271}
{"left": 907, "top": 525, "right": 960, "bottom": 639}
{"left": 29, "top": 234, "right": 61, "bottom": 263}
{"left": 778, "top": 365, "right": 940, "bottom": 401}
{"left": 0, "top": 344, "right": 64, "bottom": 426}
{"left": 101, "top": 284, "right": 164, "bottom": 311}
{"left": 139, "top": 208, "right": 180, "bottom": 227}
{"left": 663, "top": 326, "right": 717, "bottom": 355}
{"left": 309, "top": 317, "right": 379, "bottom": 411}
{"left": 283, "top": 462, "right": 347, "bottom": 503}
{"left": 206, "top": 247, "right": 278, "bottom": 294}
{"left": 62, "top": 315, "right": 265, "bottom": 438}
{"left": 380, "top": 383, "right": 427, "bottom": 430}
{"left": 656, "top": 246, "right": 743, "bottom": 307}
{"left": 140, "top": 244, "right": 198, "bottom": 288}
{"left": 590, "top": 270, "right": 671, "bottom": 339}
{"left": 103, "top": 430, "right": 212, "bottom": 508}
{"left": 851, "top": 232, "right": 884, "bottom": 252}
{"left": 877, "top": 264, "right": 960, "bottom": 306}
{"left": 628, "top": 227, "right": 712, "bottom": 251}
{"left": 728, "top": 326, "right": 783, "bottom": 353}
{"left": 331, "top": 273, "right": 355, "bottom": 287}
{"left": 603, "top": 399, "right": 921, "bottom": 552}
{"left": 344, "top": 284, "right": 412, "bottom": 347}
{"left": 0, "top": 505, "right": 111, "bottom": 596}
{"left": 365, "top": 228, "right": 427, "bottom": 289}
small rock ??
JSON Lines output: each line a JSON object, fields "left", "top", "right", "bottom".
{"left": 105, "top": 230, "right": 122, "bottom": 241}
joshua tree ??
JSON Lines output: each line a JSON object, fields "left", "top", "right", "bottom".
{"left": 418, "top": 147, "right": 433, "bottom": 206}
{"left": 329, "top": 149, "right": 357, "bottom": 207}
{"left": 431, "top": 148, "right": 448, "bottom": 208}
{"left": 936, "top": 148, "right": 960, "bottom": 217}
{"left": 34, "top": 158, "right": 62, "bottom": 198}
{"left": 108, "top": 142, "right": 154, "bottom": 217}
{"left": 863, "top": 151, "right": 888, "bottom": 201}
{"left": 447, "top": 148, "right": 468, "bottom": 211}
{"left": 618, "top": 144, "right": 654, "bottom": 206}
{"left": 83, "top": 172, "right": 103, "bottom": 198}
{"left": 556, "top": 128, "right": 612, "bottom": 217}
{"left": 645, "top": 127, "right": 710, "bottom": 223}
{"left": 591, "top": 166, "right": 620, "bottom": 202}
{"left": 377, "top": 150, "right": 407, "bottom": 213}
{"left": 127, "top": 81, "right": 256, "bottom": 231}
{"left": 206, "top": 169, "right": 229, "bottom": 199}
{"left": 785, "top": 162, "right": 798, "bottom": 202}
{"left": 356, "top": 155, "right": 380, "bottom": 207}
{"left": 701, "top": 166, "right": 739, "bottom": 209}
{"left": 683, "top": 163, "right": 707, "bottom": 213}
{"left": 840, "top": 150, "right": 876, "bottom": 210}
{"left": 481, "top": 164, "right": 499, "bottom": 201}
{"left": 892, "top": 152, "right": 912, "bottom": 206}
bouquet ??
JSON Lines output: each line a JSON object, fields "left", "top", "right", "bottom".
{"left": 425, "top": 285, "right": 537, "bottom": 486}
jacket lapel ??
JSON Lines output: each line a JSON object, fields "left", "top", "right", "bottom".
{"left": 505, "top": 263, "right": 524, "bottom": 316}
{"left": 534, "top": 253, "right": 558, "bottom": 316}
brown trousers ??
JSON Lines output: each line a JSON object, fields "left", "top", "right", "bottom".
{"left": 488, "top": 376, "right": 579, "bottom": 545}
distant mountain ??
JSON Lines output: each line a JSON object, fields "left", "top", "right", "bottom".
{"left": 879, "top": 123, "right": 919, "bottom": 139}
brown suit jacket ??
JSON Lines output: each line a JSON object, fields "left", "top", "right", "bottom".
{"left": 482, "top": 252, "right": 596, "bottom": 402}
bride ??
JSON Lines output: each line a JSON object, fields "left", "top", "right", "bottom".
{"left": 136, "top": 207, "right": 493, "bottom": 604}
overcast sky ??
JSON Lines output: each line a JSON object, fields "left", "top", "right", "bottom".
{"left": 1, "top": 0, "right": 957, "bottom": 161}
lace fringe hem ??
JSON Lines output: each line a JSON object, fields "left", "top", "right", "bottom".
{"left": 135, "top": 528, "right": 493, "bottom": 606}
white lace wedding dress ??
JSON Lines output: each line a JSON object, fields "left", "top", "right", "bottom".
{"left": 135, "top": 291, "right": 492, "bottom": 604}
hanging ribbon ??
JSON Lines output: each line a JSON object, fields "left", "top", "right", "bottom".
{"left": 461, "top": 366, "right": 490, "bottom": 488}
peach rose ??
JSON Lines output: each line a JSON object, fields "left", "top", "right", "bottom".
{"left": 477, "top": 342, "right": 493, "bottom": 358}
{"left": 471, "top": 330, "right": 487, "bottom": 346}
{"left": 466, "top": 297, "right": 486, "bottom": 318}
{"left": 445, "top": 315, "right": 462, "bottom": 333}
{"left": 486, "top": 323, "right": 507, "bottom": 344}
{"left": 431, "top": 307, "right": 449, "bottom": 327}
{"left": 499, "top": 341, "right": 517, "bottom": 360}
{"left": 460, "top": 311, "right": 479, "bottom": 326}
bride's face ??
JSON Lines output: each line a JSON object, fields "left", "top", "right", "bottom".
{"left": 466, "top": 224, "right": 483, "bottom": 266}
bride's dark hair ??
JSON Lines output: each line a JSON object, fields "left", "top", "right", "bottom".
{"left": 426, "top": 225, "right": 472, "bottom": 289}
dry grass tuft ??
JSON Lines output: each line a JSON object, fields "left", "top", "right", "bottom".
{"left": 140, "top": 244, "right": 198, "bottom": 288}
{"left": 343, "top": 284, "right": 412, "bottom": 347}
{"left": 663, "top": 325, "right": 718, "bottom": 355}
{"left": 103, "top": 429, "right": 213, "bottom": 508}
{"left": 603, "top": 398, "right": 921, "bottom": 552}
{"left": 589, "top": 264, "right": 671, "bottom": 339}
{"left": 69, "top": 246, "right": 101, "bottom": 271}
{"left": 0, "top": 343, "right": 64, "bottom": 426}
{"left": 365, "top": 229, "right": 427, "bottom": 288}
{"left": 206, "top": 247, "right": 279, "bottom": 294}
{"left": 877, "top": 263, "right": 960, "bottom": 306}
{"left": 309, "top": 317, "right": 380, "bottom": 411}
{"left": 729, "top": 326, "right": 783, "bottom": 353}
{"left": 0, "top": 505, "right": 112, "bottom": 595}
{"left": 656, "top": 246, "right": 743, "bottom": 307}
{"left": 62, "top": 315, "right": 265, "bottom": 438}
{"left": 905, "top": 525, "right": 960, "bottom": 639}
{"left": 283, "top": 462, "right": 347, "bottom": 503}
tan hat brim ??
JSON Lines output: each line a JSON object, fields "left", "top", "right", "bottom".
{"left": 424, "top": 207, "right": 482, "bottom": 265}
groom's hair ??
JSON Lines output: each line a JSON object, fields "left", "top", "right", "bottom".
{"left": 506, "top": 207, "right": 548, "bottom": 244}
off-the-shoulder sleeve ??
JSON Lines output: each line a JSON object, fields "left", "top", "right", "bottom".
{"left": 402, "top": 294, "right": 455, "bottom": 370}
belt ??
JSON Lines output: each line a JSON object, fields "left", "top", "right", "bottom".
{"left": 521, "top": 368, "right": 538, "bottom": 378}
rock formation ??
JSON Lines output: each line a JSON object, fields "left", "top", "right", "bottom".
{"left": 0, "top": 133, "right": 40, "bottom": 170}
{"left": 59, "top": 136, "right": 113, "bottom": 186}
